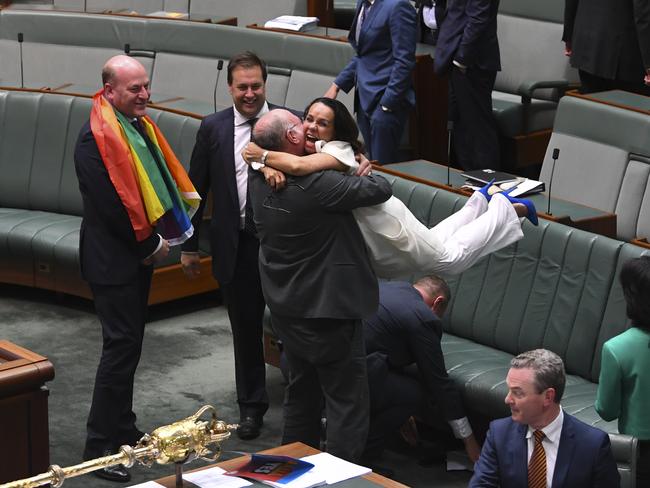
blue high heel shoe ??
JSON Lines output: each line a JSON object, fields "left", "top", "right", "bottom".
{"left": 478, "top": 178, "right": 496, "bottom": 202}
{"left": 502, "top": 187, "right": 538, "bottom": 226}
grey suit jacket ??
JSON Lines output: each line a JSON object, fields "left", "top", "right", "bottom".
{"left": 248, "top": 168, "right": 392, "bottom": 319}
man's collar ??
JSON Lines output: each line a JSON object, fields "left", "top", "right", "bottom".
{"left": 234, "top": 102, "right": 269, "bottom": 126}
{"left": 526, "top": 407, "right": 564, "bottom": 442}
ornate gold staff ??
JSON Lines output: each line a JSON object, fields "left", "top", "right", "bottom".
{"left": 0, "top": 405, "right": 238, "bottom": 488}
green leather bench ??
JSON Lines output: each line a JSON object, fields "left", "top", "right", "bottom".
{"left": 0, "top": 89, "right": 216, "bottom": 304}
{"left": 263, "top": 170, "right": 642, "bottom": 486}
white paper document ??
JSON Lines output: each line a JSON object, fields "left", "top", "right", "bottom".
{"left": 183, "top": 466, "right": 252, "bottom": 488}
{"left": 127, "top": 481, "right": 165, "bottom": 488}
{"left": 300, "top": 452, "right": 371, "bottom": 485}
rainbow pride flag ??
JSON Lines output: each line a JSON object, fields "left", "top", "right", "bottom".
{"left": 90, "top": 90, "right": 200, "bottom": 245}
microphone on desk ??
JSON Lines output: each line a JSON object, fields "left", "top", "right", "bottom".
{"left": 213, "top": 59, "right": 224, "bottom": 113}
{"left": 547, "top": 148, "right": 560, "bottom": 216}
{"left": 446, "top": 120, "right": 454, "bottom": 187}
{"left": 17, "top": 33, "right": 24, "bottom": 88}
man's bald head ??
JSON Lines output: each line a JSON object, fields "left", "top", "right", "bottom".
{"left": 102, "top": 55, "right": 150, "bottom": 119}
{"left": 252, "top": 109, "right": 305, "bottom": 156}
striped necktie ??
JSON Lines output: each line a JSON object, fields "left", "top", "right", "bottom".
{"left": 528, "top": 430, "right": 546, "bottom": 488}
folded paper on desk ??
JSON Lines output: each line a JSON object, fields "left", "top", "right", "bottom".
{"left": 300, "top": 452, "right": 371, "bottom": 485}
{"left": 264, "top": 15, "right": 319, "bottom": 31}
{"left": 500, "top": 178, "right": 545, "bottom": 197}
{"left": 226, "top": 454, "right": 322, "bottom": 488}
{"left": 185, "top": 465, "right": 253, "bottom": 488}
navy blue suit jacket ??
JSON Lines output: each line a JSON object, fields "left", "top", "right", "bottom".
{"left": 433, "top": 0, "right": 500, "bottom": 76}
{"left": 335, "top": 0, "right": 416, "bottom": 114}
{"left": 470, "top": 413, "right": 620, "bottom": 487}
{"left": 181, "top": 104, "right": 283, "bottom": 284}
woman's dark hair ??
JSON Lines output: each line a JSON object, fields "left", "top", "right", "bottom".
{"left": 619, "top": 256, "right": 650, "bottom": 331}
{"left": 303, "top": 97, "right": 364, "bottom": 153}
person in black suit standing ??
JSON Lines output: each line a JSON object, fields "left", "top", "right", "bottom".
{"left": 75, "top": 55, "right": 171, "bottom": 482}
{"left": 181, "top": 52, "right": 284, "bottom": 440}
{"left": 434, "top": 0, "right": 501, "bottom": 170}
{"left": 248, "top": 109, "right": 392, "bottom": 462}
{"left": 363, "top": 276, "right": 480, "bottom": 464}
{"left": 563, "top": 0, "right": 650, "bottom": 95}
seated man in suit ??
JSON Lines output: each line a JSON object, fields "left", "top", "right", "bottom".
{"left": 364, "top": 276, "right": 480, "bottom": 465}
{"left": 470, "top": 349, "right": 619, "bottom": 487}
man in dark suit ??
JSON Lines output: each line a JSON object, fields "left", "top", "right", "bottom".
{"left": 363, "top": 276, "right": 480, "bottom": 464}
{"left": 470, "top": 349, "right": 620, "bottom": 488}
{"left": 181, "top": 52, "right": 281, "bottom": 440}
{"left": 249, "top": 109, "right": 392, "bottom": 462}
{"left": 75, "top": 55, "right": 171, "bottom": 482}
{"left": 325, "top": 0, "right": 416, "bottom": 165}
{"left": 563, "top": 0, "right": 650, "bottom": 95}
{"left": 434, "top": 0, "right": 501, "bottom": 170}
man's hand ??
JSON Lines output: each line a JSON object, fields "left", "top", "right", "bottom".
{"left": 143, "top": 238, "right": 170, "bottom": 265}
{"left": 644, "top": 69, "right": 650, "bottom": 86}
{"left": 463, "top": 433, "right": 481, "bottom": 463}
{"left": 564, "top": 41, "right": 572, "bottom": 57}
{"left": 324, "top": 83, "right": 340, "bottom": 99}
{"left": 355, "top": 154, "right": 373, "bottom": 177}
{"left": 181, "top": 251, "right": 201, "bottom": 279}
{"left": 261, "top": 167, "right": 286, "bottom": 190}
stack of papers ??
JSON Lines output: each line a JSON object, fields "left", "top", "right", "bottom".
{"left": 264, "top": 16, "right": 319, "bottom": 32}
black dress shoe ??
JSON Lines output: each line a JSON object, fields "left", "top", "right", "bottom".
{"left": 93, "top": 464, "right": 131, "bottom": 483}
{"left": 237, "top": 416, "right": 263, "bottom": 440}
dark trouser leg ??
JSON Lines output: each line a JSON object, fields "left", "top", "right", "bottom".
{"left": 579, "top": 69, "right": 650, "bottom": 96}
{"left": 84, "top": 266, "right": 152, "bottom": 458}
{"left": 449, "top": 66, "right": 499, "bottom": 170}
{"left": 272, "top": 315, "right": 369, "bottom": 462}
{"left": 364, "top": 368, "right": 422, "bottom": 460}
{"left": 221, "top": 231, "right": 268, "bottom": 419}
{"left": 357, "top": 105, "right": 409, "bottom": 165}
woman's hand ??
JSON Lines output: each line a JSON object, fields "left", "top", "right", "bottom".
{"left": 261, "top": 167, "right": 286, "bottom": 191}
{"left": 355, "top": 153, "right": 372, "bottom": 176}
{"left": 242, "top": 142, "right": 265, "bottom": 165}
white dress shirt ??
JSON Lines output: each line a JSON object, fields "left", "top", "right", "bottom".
{"left": 233, "top": 102, "right": 269, "bottom": 229}
{"left": 526, "top": 408, "right": 564, "bottom": 488}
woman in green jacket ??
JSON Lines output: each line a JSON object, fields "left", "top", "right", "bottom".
{"left": 596, "top": 256, "right": 650, "bottom": 486}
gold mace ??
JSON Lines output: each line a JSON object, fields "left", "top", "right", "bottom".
{"left": 1, "top": 405, "right": 238, "bottom": 488}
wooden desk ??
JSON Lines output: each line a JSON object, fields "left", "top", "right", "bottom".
{"left": 376, "top": 160, "right": 617, "bottom": 238}
{"left": 568, "top": 89, "right": 650, "bottom": 115}
{"left": 0, "top": 341, "right": 54, "bottom": 483}
{"left": 153, "top": 442, "right": 407, "bottom": 488}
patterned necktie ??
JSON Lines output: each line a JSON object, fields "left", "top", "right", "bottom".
{"left": 528, "top": 430, "right": 546, "bottom": 488}
{"left": 355, "top": 1, "right": 371, "bottom": 44}
{"left": 243, "top": 118, "right": 258, "bottom": 236}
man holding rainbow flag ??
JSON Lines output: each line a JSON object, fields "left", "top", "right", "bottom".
{"left": 74, "top": 55, "right": 199, "bottom": 483}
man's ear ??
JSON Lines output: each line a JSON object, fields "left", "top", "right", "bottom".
{"left": 431, "top": 295, "right": 447, "bottom": 317}
{"left": 286, "top": 128, "right": 300, "bottom": 145}
{"left": 103, "top": 83, "right": 114, "bottom": 102}
{"left": 543, "top": 387, "right": 556, "bottom": 406}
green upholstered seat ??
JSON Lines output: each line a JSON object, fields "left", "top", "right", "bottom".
{"left": 539, "top": 95, "right": 650, "bottom": 241}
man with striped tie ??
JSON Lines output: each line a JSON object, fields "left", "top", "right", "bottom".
{"left": 469, "top": 349, "right": 619, "bottom": 487}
